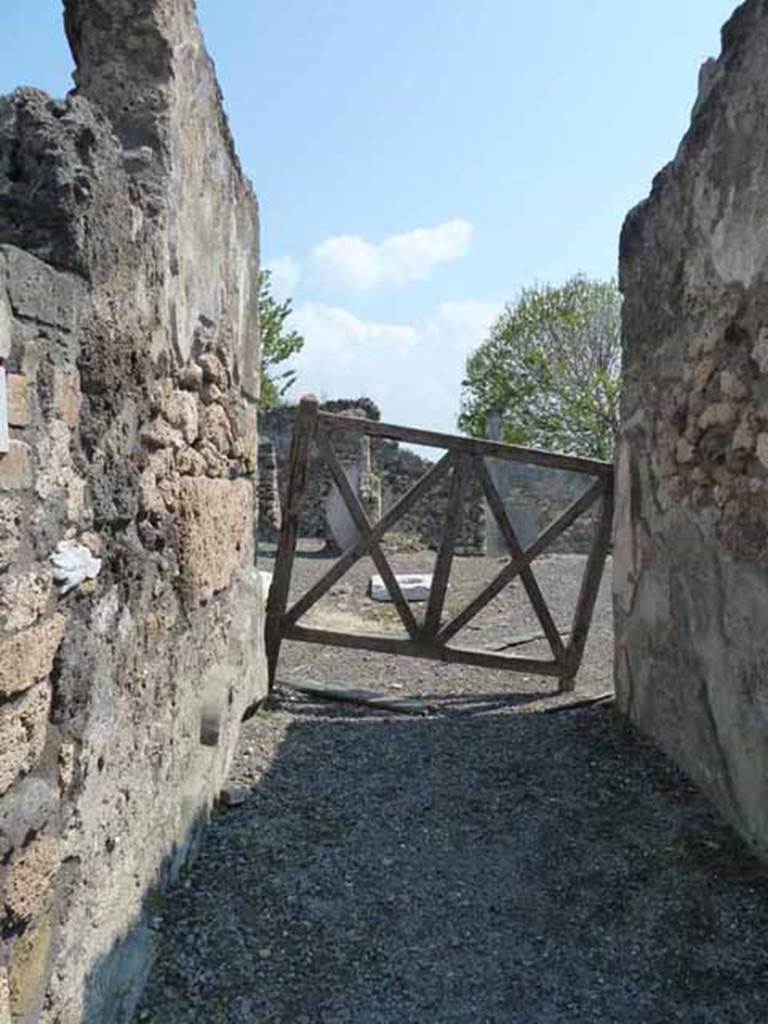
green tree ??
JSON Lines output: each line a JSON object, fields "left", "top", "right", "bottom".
{"left": 258, "top": 269, "right": 304, "bottom": 409}
{"left": 459, "top": 275, "right": 621, "bottom": 460}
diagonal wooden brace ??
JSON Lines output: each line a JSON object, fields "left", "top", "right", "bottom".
{"left": 474, "top": 458, "right": 566, "bottom": 665}
{"left": 285, "top": 452, "right": 452, "bottom": 627}
{"left": 437, "top": 477, "right": 603, "bottom": 644}
{"left": 316, "top": 428, "right": 419, "bottom": 639}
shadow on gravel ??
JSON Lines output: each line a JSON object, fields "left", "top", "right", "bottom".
{"left": 278, "top": 687, "right": 555, "bottom": 719}
{"left": 139, "top": 701, "right": 768, "bottom": 1024}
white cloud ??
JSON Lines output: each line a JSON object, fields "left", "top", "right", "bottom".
{"left": 290, "top": 303, "right": 419, "bottom": 365}
{"left": 288, "top": 298, "right": 500, "bottom": 433}
{"left": 309, "top": 219, "right": 474, "bottom": 291}
{"left": 265, "top": 255, "right": 301, "bottom": 300}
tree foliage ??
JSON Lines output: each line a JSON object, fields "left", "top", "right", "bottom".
{"left": 258, "top": 269, "right": 304, "bottom": 409}
{"left": 459, "top": 275, "right": 621, "bottom": 460}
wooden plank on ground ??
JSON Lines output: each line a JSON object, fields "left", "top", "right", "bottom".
{"left": 280, "top": 678, "right": 433, "bottom": 715}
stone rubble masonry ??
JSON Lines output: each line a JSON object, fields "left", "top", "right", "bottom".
{"left": 260, "top": 399, "right": 487, "bottom": 554}
{"left": 4, "top": 835, "right": 60, "bottom": 925}
{"left": 0, "top": 969, "right": 9, "bottom": 1024}
{"left": 0, "top": 442, "right": 31, "bottom": 492}
{"left": 0, "top": 683, "right": 52, "bottom": 798}
{"left": 616, "top": 0, "right": 768, "bottom": 859}
{"left": 0, "top": 614, "right": 65, "bottom": 699}
{"left": 177, "top": 477, "right": 252, "bottom": 602}
{"left": 0, "top": 498, "right": 22, "bottom": 569}
{"left": 0, "top": 1, "right": 266, "bottom": 1021}
{"left": 6, "top": 376, "right": 29, "bottom": 428}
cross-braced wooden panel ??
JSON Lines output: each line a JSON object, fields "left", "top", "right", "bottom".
{"left": 265, "top": 396, "right": 614, "bottom": 693}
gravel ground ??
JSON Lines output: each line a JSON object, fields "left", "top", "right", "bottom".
{"left": 137, "top": 544, "right": 768, "bottom": 1023}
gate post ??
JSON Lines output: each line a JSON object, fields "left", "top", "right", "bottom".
{"left": 265, "top": 394, "right": 319, "bottom": 688}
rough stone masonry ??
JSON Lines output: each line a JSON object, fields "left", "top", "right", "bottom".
{"left": 616, "top": 0, "right": 768, "bottom": 858}
{"left": 0, "top": 2, "right": 266, "bottom": 1022}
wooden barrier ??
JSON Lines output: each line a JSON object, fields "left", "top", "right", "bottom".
{"left": 265, "top": 396, "right": 614, "bottom": 693}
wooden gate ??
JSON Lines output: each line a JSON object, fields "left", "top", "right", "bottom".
{"left": 265, "top": 396, "right": 614, "bottom": 694}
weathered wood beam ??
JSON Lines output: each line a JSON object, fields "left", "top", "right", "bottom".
{"left": 265, "top": 395, "right": 318, "bottom": 687}
{"left": 316, "top": 410, "right": 613, "bottom": 477}
{"left": 283, "top": 623, "right": 563, "bottom": 677}
{"left": 560, "top": 484, "right": 614, "bottom": 692}
{"left": 423, "top": 452, "right": 466, "bottom": 637}
{"left": 474, "top": 458, "right": 566, "bottom": 666}
{"left": 437, "top": 477, "right": 604, "bottom": 643}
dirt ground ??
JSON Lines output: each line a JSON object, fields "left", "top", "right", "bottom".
{"left": 138, "top": 543, "right": 768, "bottom": 1023}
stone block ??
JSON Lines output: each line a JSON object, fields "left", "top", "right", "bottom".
{"left": 177, "top": 477, "right": 252, "bottom": 601}
{"left": 162, "top": 388, "right": 198, "bottom": 443}
{"left": 52, "top": 369, "right": 81, "bottom": 427}
{"left": 0, "top": 568, "right": 52, "bottom": 632}
{"left": 0, "top": 613, "right": 66, "bottom": 697}
{"left": 8, "top": 911, "right": 52, "bottom": 1020}
{"left": 0, "top": 777, "right": 59, "bottom": 860}
{"left": 5, "top": 834, "right": 60, "bottom": 923}
{"left": 140, "top": 418, "right": 185, "bottom": 452}
{"left": 202, "top": 402, "right": 233, "bottom": 455}
{"left": 243, "top": 405, "right": 258, "bottom": 469}
{"left": 0, "top": 441, "right": 31, "bottom": 491}
{"left": 0, "top": 968, "right": 9, "bottom": 1024}
{"left": 0, "top": 291, "right": 11, "bottom": 361}
{"left": 0, "top": 681, "right": 51, "bottom": 796}
{"left": 6, "top": 374, "right": 29, "bottom": 426}
{"left": 0, "top": 497, "right": 22, "bottom": 568}
{"left": 1, "top": 245, "right": 82, "bottom": 331}
{"left": 369, "top": 573, "right": 433, "bottom": 602}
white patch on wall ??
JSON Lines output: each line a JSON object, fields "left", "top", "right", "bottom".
{"left": 0, "top": 367, "right": 8, "bottom": 454}
{"left": 50, "top": 540, "right": 102, "bottom": 595}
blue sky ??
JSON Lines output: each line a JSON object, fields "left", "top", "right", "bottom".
{"left": 0, "top": 1, "right": 736, "bottom": 432}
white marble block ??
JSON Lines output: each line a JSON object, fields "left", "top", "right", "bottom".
{"left": 369, "top": 573, "right": 433, "bottom": 603}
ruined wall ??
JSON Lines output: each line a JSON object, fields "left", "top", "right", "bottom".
{"left": 259, "top": 399, "right": 486, "bottom": 554}
{"left": 0, "top": 3, "right": 265, "bottom": 1022}
{"left": 484, "top": 462, "right": 598, "bottom": 555}
{"left": 616, "top": 0, "right": 768, "bottom": 857}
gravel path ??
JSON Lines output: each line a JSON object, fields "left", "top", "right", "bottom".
{"left": 137, "top": 546, "right": 768, "bottom": 1023}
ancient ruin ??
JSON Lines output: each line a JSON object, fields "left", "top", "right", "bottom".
{"left": 260, "top": 399, "right": 599, "bottom": 557}
{"left": 483, "top": 410, "right": 599, "bottom": 555}
{"left": 616, "top": 0, "right": 768, "bottom": 856}
{"left": 0, "top": 2, "right": 265, "bottom": 1021}
{"left": 260, "top": 399, "right": 487, "bottom": 554}
{"left": 4, "top": 0, "right": 768, "bottom": 1019}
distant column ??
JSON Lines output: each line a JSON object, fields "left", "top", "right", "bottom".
{"left": 257, "top": 440, "right": 281, "bottom": 541}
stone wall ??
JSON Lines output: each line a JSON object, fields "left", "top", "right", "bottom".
{"left": 616, "top": 0, "right": 768, "bottom": 858}
{"left": 484, "top": 461, "right": 599, "bottom": 555}
{"left": 0, "top": 3, "right": 265, "bottom": 1022}
{"left": 259, "top": 399, "right": 486, "bottom": 554}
